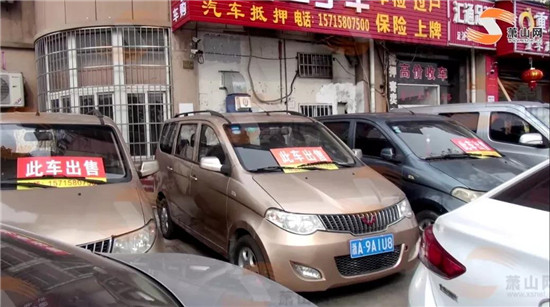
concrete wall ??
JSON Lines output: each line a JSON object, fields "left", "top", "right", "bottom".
{"left": 185, "top": 31, "right": 360, "bottom": 115}
{"left": 34, "top": 0, "right": 170, "bottom": 39}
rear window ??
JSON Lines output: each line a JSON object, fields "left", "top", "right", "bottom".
{"left": 441, "top": 112, "right": 479, "bottom": 133}
{"left": 492, "top": 164, "right": 549, "bottom": 212}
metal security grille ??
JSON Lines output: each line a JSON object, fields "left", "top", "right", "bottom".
{"left": 319, "top": 203, "right": 402, "bottom": 235}
{"left": 35, "top": 27, "right": 172, "bottom": 161}
{"left": 300, "top": 104, "right": 333, "bottom": 117}
{"left": 297, "top": 53, "right": 333, "bottom": 79}
{"left": 334, "top": 245, "right": 401, "bottom": 277}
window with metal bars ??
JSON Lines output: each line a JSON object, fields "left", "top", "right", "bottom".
{"left": 300, "top": 105, "right": 333, "bottom": 117}
{"left": 297, "top": 53, "right": 333, "bottom": 79}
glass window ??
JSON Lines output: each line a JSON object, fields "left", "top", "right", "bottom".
{"left": 98, "top": 93, "right": 114, "bottom": 119}
{"left": 441, "top": 112, "right": 479, "bottom": 133}
{"left": 61, "top": 96, "right": 71, "bottom": 113}
{"left": 490, "top": 112, "right": 544, "bottom": 146}
{"left": 199, "top": 126, "right": 226, "bottom": 164}
{"left": 148, "top": 92, "right": 164, "bottom": 155}
{"left": 0, "top": 124, "right": 129, "bottom": 189}
{"left": 397, "top": 84, "right": 439, "bottom": 106}
{"left": 128, "top": 93, "right": 146, "bottom": 156}
{"left": 492, "top": 165, "right": 549, "bottom": 212}
{"left": 80, "top": 95, "right": 95, "bottom": 115}
{"left": 527, "top": 107, "right": 549, "bottom": 129}
{"left": 175, "top": 124, "right": 197, "bottom": 161}
{"left": 324, "top": 121, "right": 350, "bottom": 145}
{"left": 224, "top": 122, "right": 356, "bottom": 172}
{"left": 51, "top": 99, "right": 60, "bottom": 113}
{"left": 389, "top": 120, "right": 492, "bottom": 160}
{"left": 355, "top": 122, "right": 394, "bottom": 158}
{"left": 159, "top": 123, "right": 177, "bottom": 154}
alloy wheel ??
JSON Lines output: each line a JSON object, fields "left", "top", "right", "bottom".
{"left": 237, "top": 247, "right": 259, "bottom": 273}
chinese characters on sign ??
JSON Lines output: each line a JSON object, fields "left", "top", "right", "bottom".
{"left": 17, "top": 157, "right": 105, "bottom": 179}
{"left": 269, "top": 147, "right": 338, "bottom": 173}
{"left": 172, "top": 0, "right": 448, "bottom": 46}
{"left": 451, "top": 138, "right": 500, "bottom": 156}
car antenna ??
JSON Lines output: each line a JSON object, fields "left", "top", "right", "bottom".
{"left": 87, "top": 109, "right": 105, "bottom": 125}
{"left": 402, "top": 106, "right": 415, "bottom": 115}
{"left": 35, "top": 109, "right": 40, "bottom": 116}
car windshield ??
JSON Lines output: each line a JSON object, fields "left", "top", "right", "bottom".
{"left": 388, "top": 120, "right": 500, "bottom": 160}
{"left": 0, "top": 228, "right": 180, "bottom": 307}
{"left": 527, "top": 107, "right": 549, "bottom": 128}
{"left": 1, "top": 124, "right": 129, "bottom": 189}
{"left": 224, "top": 122, "right": 356, "bottom": 172}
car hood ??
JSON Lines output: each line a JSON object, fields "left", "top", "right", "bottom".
{"left": 253, "top": 167, "right": 404, "bottom": 214}
{"left": 0, "top": 183, "right": 146, "bottom": 245}
{"left": 428, "top": 158, "right": 525, "bottom": 192}
{"left": 108, "top": 253, "right": 315, "bottom": 307}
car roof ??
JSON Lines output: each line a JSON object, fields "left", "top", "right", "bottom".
{"left": 0, "top": 112, "right": 116, "bottom": 126}
{"left": 317, "top": 112, "right": 451, "bottom": 123}
{"left": 165, "top": 111, "right": 316, "bottom": 126}
{"left": 392, "top": 101, "right": 548, "bottom": 113}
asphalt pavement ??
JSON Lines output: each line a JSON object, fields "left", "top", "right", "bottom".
{"left": 160, "top": 228, "right": 415, "bottom": 307}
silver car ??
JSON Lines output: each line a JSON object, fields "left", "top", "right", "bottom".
{"left": 393, "top": 101, "right": 549, "bottom": 167}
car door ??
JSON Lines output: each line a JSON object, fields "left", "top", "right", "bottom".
{"left": 189, "top": 123, "right": 230, "bottom": 253}
{"left": 352, "top": 120, "right": 403, "bottom": 188}
{"left": 487, "top": 111, "right": 549, "bottom": 166}
{"left": 171, "top": 122, "right": 199, "bottom": 229}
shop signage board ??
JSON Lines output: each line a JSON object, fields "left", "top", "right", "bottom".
{"left": 172, "top": 0, "right": 449, "bottom": 46}
{"left": 496, "top": 0, "right": 550, "bottom": 56}
{"left": 448, "top": 0, "right": 496, "bottom": 49}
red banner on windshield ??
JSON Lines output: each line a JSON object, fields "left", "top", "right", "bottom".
{"left": 451, "top": 138, "right": 494, "bottom": 153}
{"left": 270, "top": 147, "right": 332, "bottom": 166}
{"left": 16, "top": 157, "right": 106, "bottom": 179}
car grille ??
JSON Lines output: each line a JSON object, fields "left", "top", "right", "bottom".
{"left": 78, "top": 238, "right": 113, "bottom": 253}
{"left": 319, "top": 204, "right": 401, "bottom": 235}
{"left": 335, "top": 245, "right": 402, "bottom": 277}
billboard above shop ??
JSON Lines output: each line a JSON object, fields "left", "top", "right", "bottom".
{"left": 172, "top": 0, "right": 448, "bottom": 46}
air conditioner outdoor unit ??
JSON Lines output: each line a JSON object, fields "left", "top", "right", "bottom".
{"left": 0, "top": 72, "right": 25, "bottom": 108}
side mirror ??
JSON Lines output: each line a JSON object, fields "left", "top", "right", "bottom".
{"left": 519, "top": 133, "right": 543, "bottom": 146}
{"left": 352, "top": 149, "right": 363, "bottom": 159}
{"left": 138, "top": 160, "right": 159, "bottom": 178}
{"left": 381, "top": 148, "right": 396, "bottom": 161}
{"left": 200, "top": 156, "right": 224, "bottom": 173}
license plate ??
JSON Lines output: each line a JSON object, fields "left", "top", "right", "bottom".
{"left": 349, "top": 234, "right": 394, "bottom": 259}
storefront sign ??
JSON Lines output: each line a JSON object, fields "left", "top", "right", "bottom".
{"left": 448, "top": 0, "right": 495, "bottom": 49}
{"left": 496, "top": 0, "right": 550, "bottom": 56}
{"left": 172, "top": 0, "right": 449, "bottom": 46}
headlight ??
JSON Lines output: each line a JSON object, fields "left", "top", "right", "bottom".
{"left": 265, "top": 208, "right": 325, "bottom": 235}
{"left": 397, "top": 198, "right": 413, "bottom": 219}
{"left": 112, "top": 219, "right": 156, "bottom": 253}
{"left": 452, "top": 188, "right": 484, "bottom": 203}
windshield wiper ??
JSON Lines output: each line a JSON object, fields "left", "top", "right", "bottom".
{"left": 248, "top": 166, "right": 297, "bottom": 173}
{"left": 0, "top": 180, "right": 56, "bottom": 189}
{"left": 296, "top": 161, "right": 355, "bottom": 168}
{"left": 424, "top": 153, "right": 473, "bottom": 161}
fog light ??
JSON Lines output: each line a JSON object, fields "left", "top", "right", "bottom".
{"left": 292, "top": 263, "right": 322, "bottom": 280}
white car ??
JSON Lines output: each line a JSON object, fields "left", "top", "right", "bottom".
{"left": 409, "top": 160, "right": 550, "bottom": 307}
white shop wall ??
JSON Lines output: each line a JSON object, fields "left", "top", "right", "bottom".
{"left": 197, "top": 32, "right": 360, "bottom": 114}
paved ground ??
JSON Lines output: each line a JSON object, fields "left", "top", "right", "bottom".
{"left": 160, "top": 228, "right": 415, "bottom": 307}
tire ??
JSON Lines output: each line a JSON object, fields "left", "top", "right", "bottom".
{"left": 231, "top": 235, "right": 270, "bottom": 278}
{"left": 157, "top": 198, "right": 175, "bottom": 239}
{"left": 416, "top": 210, "right": 440, "bottom": 231}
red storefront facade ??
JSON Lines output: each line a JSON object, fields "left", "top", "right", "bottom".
{"left": 171, "top": 0, "right": 549, "bottom": 111}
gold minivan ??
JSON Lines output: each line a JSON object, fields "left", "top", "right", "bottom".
{"left": 155, "top": 111, "right": 419, "bottom": 292}
{"left": 0, "top": 112, "right": 161, "bottom": 253}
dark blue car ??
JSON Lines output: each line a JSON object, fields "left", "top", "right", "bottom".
{"left": 318, "top": 113, "right": 527, "bottom": 229}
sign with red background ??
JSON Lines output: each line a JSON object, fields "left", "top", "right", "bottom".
{"left": 496, "top": 0, "right": 550, "bottom": 56}
{"left": 17, "top": 157, "right": 106, "bottom": 179}
{"left": 172, "top": 0, "right": 448, "bottom": 46}
{"left": 451, "top": 138, "right": 495, "bottom": 153}
{"left": 270, "top": 147, "right": 332, "bottom": 166}
{"left": 448, "top": 0, "right": 496, "bottom": 49}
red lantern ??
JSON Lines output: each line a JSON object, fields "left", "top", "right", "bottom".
{"left": 521, "top": 68, "right": 544, "bottom": 91}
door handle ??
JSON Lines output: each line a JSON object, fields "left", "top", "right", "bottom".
{"left": 190, "top": 175, "right": 198, "bottom": 181}
{"left": 167, "top": 166, "right": 174, "bottom": 172}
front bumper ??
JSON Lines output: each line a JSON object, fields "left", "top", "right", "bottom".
{"left": 257, "top": 216, "right": 420, "bottom": 292}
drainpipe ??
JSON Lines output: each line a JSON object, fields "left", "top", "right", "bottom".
{"left": 470, "top": 49, "right": 476, "bottom": 103}
{"left": 369, "top": 39, "right": 376, "bottom": 113}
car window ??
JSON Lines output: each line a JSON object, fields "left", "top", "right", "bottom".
{"left": 323, "top": 121, "right": 350, "bottom": 145}
{"left": 492, "top": 164, "right": 549, "bottom": 212}
{"left": 355, "top": 122, "right": 394, "bottom": 158}
{"left": 0, "top": 124, "right": 130, "bottom": 188}
{"left": 175, "top": 124, "right": 197, "bottom": 161}
{"left": 489, "top": 112, "right": 547, "bottom": 147}
{"left": 159, "top": 122, "right": 177, "bottom": 154}
{"left": 199, "top": 125, "right": 226, "bottom": 164}
{"left": 441, "top": 112, "right": 479, "bottom": 133}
